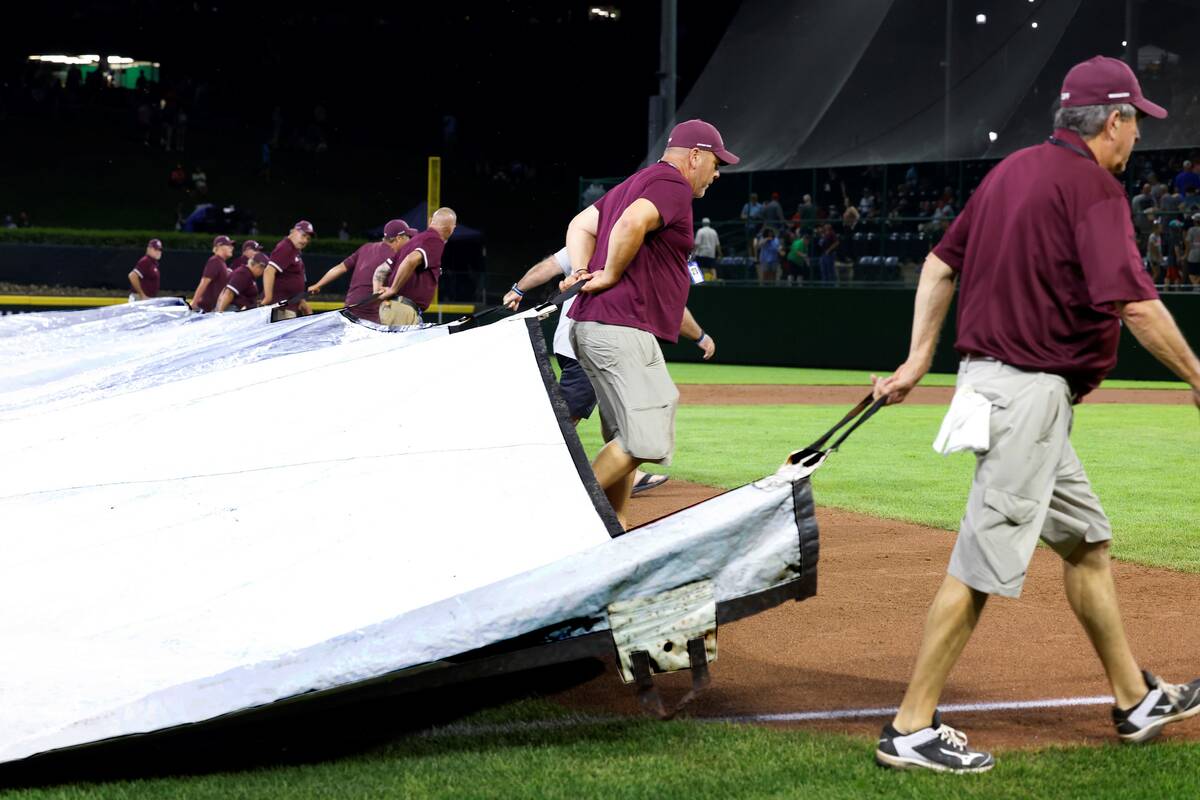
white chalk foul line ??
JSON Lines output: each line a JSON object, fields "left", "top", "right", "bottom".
{"left": 708, "top": 695, "right": 1116, "bottom": 724}
{"left": 418, "top": 696, "right": 1116, "bottom": 738}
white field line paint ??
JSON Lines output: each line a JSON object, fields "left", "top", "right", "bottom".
{"left": 417, "top": 696, "right": 1116, "bottom": 739}
{"left": 710, "top": 695, "right": 1115, "bottom": 724}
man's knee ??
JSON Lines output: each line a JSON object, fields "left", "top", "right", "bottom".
{"left": 1065, "top": 538, "right": 1112, "bottom": 569}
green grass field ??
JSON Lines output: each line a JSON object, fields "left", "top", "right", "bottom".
{"left": 662, "top": 362, "right": 1190, "bottom": 390}
{"left": 10, "top": 365, "right": 1197, "bottom": 798}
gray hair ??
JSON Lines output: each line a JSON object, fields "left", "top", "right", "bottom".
{"left": 1053, "top": 102, "right": 1137, "bottom": 138}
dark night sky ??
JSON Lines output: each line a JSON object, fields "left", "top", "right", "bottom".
{"left": 7, "top": 1, "right": 744, "bottom": 179}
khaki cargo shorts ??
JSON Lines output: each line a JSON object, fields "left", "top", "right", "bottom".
{"left": 570, "top": 321, "right": 679, "bottom": 465}
{"left": 948, "top": 358, "right": 1113, "bottom": 598}
{"left": 379, "top": 298, "right": 421, "bottom": 326}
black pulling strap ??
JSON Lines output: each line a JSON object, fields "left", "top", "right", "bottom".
{"left": 786, "top": 392, "right": 888, "bottom": 466}
{"left": 448, "top": 279, "right": 585, "bottom": 328}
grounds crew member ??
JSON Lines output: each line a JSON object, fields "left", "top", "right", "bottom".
{"left": 229, "top": 239, "right": 262, "bottom": 272}
{"left": 307, "top": 219, "right": 418, "bottom": 323}
{"left": 377, "top": 208, "right": 457, "bottom": 326}
{"left": 504, "top": 247, "right": 716, "bottom": 496}
{"left": 188, "top": 235, "right": 235, "bottom": 312}
{"left": 216, "top": 250, "right": 268, "bottom": 312}
{"left": 262, "top": 220, "right": 314, "bottom": 318}
{"left": 872, "top": 55, "right": 1200, "bottom": 774}
{"left": 566, "top": 118, "right": 736, "bottom": 529}
{"left": 128, "top": 238, "right": 163, "bottom": 300}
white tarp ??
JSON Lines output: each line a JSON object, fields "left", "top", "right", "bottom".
{"left": 0, "top": 306, "right": 811, "bottom": 765}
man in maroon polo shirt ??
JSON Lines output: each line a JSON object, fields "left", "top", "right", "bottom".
{"left": 229, "top": 239, "right": 262, "bottom": 273}
{"left": 188, "top": 235, "right": 235, "bottom": 312}
{"left": 306, "top": 219, "right": 418, "bottom": 323}
{"left": 566, "top": 118, "right": 735, "bottom": 529}
{"left": 377, "top": 207, "right": 457, "bottom": 326}
{"left": 128, "top": 238, "right": 163, "bottom": 300}
{"left": 262, "top": 220, "right": 314, "bottom": 318}
{"left": 216, "top": 250, "right": 268, "bottom": 312}
{"left": 872, "top": 56, "right": 1200, "bottom": 774}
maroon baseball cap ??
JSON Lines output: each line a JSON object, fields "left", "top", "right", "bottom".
{"left": 1060, "top": 56, "right": 1167, "bottom": 119}
{"left": 212, "top": 235, "right": 234, "bottom": 248}
{"left": 383, "top": 219, "right": 418, "bottom": 238}
{"left": 667, "top": 119, "right": 740, "bottom": 166}
{"left": 293, "top": 220, "right": 315, "bottom": 235}
{"left": 249, "top": 251, "right": 270, "bottom": 266}
{"left": 241, "top": 239, "right": 262, "bottom": 252}
{"left": 147, "top": 238, "right": 163, "bottom": 250}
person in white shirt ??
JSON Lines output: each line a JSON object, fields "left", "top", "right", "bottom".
{"left": 693, "top": 217, "right": 721, "bottom": 277}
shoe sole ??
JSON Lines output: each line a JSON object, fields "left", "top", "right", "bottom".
{"left": 875, "top": 749, "right": 994, "bottom": 774}
{"left": 1119, "top": 702, "right": 1200, "bottom": 744}
{"left": 630, "top": 477, "right": 668, "bottom": 496}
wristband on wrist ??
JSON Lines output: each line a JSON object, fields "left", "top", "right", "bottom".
{"left": 510, "top": 283, "right": 525, "bottom": 298}
{"left": 696, "top": 330, "right": 707, "bottom": 345}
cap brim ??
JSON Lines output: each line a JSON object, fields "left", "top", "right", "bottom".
{"left": 714, "top": 147, "right": 740, "bottom": 166}
{"left": 1134, "top": 97, "right": 1168, "bottom": 119}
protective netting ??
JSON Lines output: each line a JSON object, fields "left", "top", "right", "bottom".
{"left": 654, "top": 0, "right": 1200, "bottom": 170}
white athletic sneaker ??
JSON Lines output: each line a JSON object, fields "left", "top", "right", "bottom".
{"left": 1113, "top": 670, "right": 1200, "bottom": 744}
{"left": 875, "top": 712, "right": 994, "bottom": 773}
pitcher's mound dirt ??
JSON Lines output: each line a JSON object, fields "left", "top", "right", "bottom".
{"left": 547, "top": 480, "right": 1200, "bottom": 749}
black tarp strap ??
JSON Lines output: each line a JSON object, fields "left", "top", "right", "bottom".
{"left": 629, "top": 637, "right": 712, "bottom": 721}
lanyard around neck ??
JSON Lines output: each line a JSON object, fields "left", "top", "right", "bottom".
{"left": 1047, "top": 135, "right": 1093, "bottom": 162}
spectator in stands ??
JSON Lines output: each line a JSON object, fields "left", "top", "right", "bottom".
{"left": 1167, "top": 216, "right": 1187, "bottom": 287}
{"left": 338, "top": 221, "right": 351, "bottom": 241}
{"left": 693, "top": 217, "right": 721, "bottom": 275}
{"left": 858, "top": 188, "right": 877, "bottom": 217}
{"left": 191, "top": 166, "right": 207, "bottom": 196}
{"left": 2, "top": 215, "right": 16, "bottom": 229}
{"left": 1132, "top": 182, "right": 1155, "bottom": 248}
{"left": 1187, "top": 213, "right": 1200, "bottom": 287}
{"left": 17, "top": 211, "right": 30, "bottom": 228}
{"left": 1146, "top": 221, "right": 1164, "bottom": 284}
{"left": 741, "top": 192, "right": 763, "bottom": 256}
{"left": 817, "top": 222, "right": 839, "bottom": 283}
{"left": 1174, "top": 160, "right": 1199, "bottom": 196}
{"left": 785, "top": 229, "right": 809, "bottom": 283}
{"left": 168, "top": 163, "right": 186, "bottom": 190}
{"left": 1183, "top": 187, "right": 1200, "bottom": 215}
{"left": 763, "top": 191, "right": 786, "bottom": 233}
{"left": 1159, "top": 182, "right": 1183, "bottom": 222}
{"left": 794, "top": 194, "right": 817, "bottom": 231}
{"left": 755, "top": 227, "right": 783, "bottom": 283}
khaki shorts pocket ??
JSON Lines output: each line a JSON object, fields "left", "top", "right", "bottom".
{"left": 975, "top": 487, "right": 1042, "bottom": 586}
{"left": 982, "top": 487, "right": 1039, "bottom": 525}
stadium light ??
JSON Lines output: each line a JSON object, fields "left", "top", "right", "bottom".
{"left": 975, "top": 13, "right": 986, "bottom": 24}
{"left": 589, "top": 6, "right": 620, "bottom": 20}
{"left": 988, "top": 131, "right": 998, "bottom": 142}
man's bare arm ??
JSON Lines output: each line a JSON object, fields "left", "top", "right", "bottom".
{"left": 873, "top": 252, "right": 957, "bottom": 404}
{"left": 128, "top": 271, "right": 145, "bottom": 299}
{"left": 1120, "top": 299, "right": 1200, "bottom": 409}
{"left": 215, "top": 287, "right": 234, "bottom": 313}
{"left": 379, "top": 251, "right": 425, "bottom": 300}
{"left": 567, "top": 205, "right": 599, "bottom": 273}
{"left": 580, "top": 199, "right": 661, "bottom": 294}
{"left": 680, "top": 306, "right": 716, "bottom": 360}
{"left": 261, "top": 267, "right": 277, "bottom": 305}
{"left": 503, "top": 255, "right": 568, "bottom": 309}
{"left": 189, "top": 276, "right": 211, "bottom": 309}
{"left": 309, "top": 263, "right": 347, "bottom": 294}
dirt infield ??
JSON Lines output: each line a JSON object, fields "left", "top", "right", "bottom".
{"left": 548, "top": 385, "right": 1200, "bottom": 749}
{"left": 678, "top": 383, "right": 1194, "bottom": 405}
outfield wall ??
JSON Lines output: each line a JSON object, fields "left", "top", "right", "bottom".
{"left": 657, "top": 285, "right": 1200, "bottom": 382}
{"left": 0, "top": 244, "right": 345, "bottom": 293}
